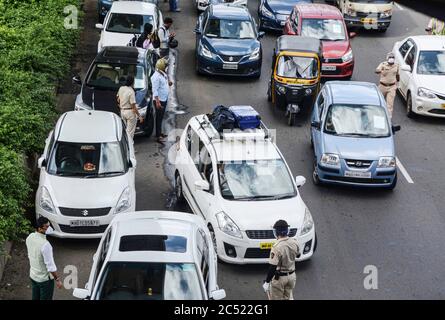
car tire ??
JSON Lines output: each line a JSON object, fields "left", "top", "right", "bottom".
{"left": 312, "top": 158, "right": 321, "bottom": 185}
{"left": 406, "top": 92, "right": 415, "bottom": 118}
{"left": 288, "top": 112, "right": 297, "bottom": 126}
{"left": 175, "top": 173, "right": 185, "bottom": 204}
{"left": 143, "top": 109, "right": 154, "bottom": 138}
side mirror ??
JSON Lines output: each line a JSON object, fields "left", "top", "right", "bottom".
{"left": 193, "top": 28, "right": 201, "bottom": 34}
{"left": 392, "top": 125, "right": 401, "bottom": 133}
{"left": 73, "top": 288, "right": 90, "bottom": 300}
{"left": 258, "top": 31, "right": 265, "bottom": 39}
{"left": 37, "top": 156, "right": 46, "bottom": 169}
{"left": 195, "top": 180, "right": 210, "bottom": 192}
{"left": 401, "top": 64, "right": 411, "bottom": 72}
{"left": 295, "top": 175, "right": 306, "bottom": 188}
{"left": 129, "top": 158, "right": 137, "bottom": 168}
{"left": 209, "top": 289, "right": 226, "bottom": 300}
{"left": 72, "top": 75, "right": 82, "bottom": 85}
{"left": 311, "top": 121, "right": 321, "bottom": 130}
{"left": 95, "top": 23, "right": 104, "bottom": 30}
{"left": 349, "top": 32, "right": 357, "bottom": 39}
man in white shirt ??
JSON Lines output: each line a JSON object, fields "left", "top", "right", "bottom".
{"left": 158, "top": 17, "right": 176, "bottom": 58}
{"left": 26, "top": 217, "right": 63, "bottom": 300}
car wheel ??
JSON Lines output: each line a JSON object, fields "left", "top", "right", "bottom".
{"left": 288, "top": 112, "right": 297, "bottom": 126}
{"left": 175, "top": 173, "right": 185, "bottom": 204}
{"left": 143, "top": 109, "right": 154, "bottom": 137}
{"left": 407, "top": 92, "right": 415, "bottom": 118}
{"left": 312, "top": 158, "right": 321, "bottom": 185}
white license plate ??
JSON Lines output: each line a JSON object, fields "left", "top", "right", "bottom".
{"left": 322, "top": 65, "right": 337, "bottom": 71}
{"left": 344, "top": 171, "right": 372, "bottom": 179}
{"left": 280, "top": 21, "right": 286, "bottom": 26}
{"left": 223, "top": 63, "right": 238, "bottom": 70}
{"left": 70, "top": 220, "right": 100, "bottom": 227}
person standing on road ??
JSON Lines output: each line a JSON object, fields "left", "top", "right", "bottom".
{"left": 117, "top": 75, "right": 144, "bottom": 141}
{"left": 262, "top": 220, "right": 300, "bottom": 300}
{"left": 151, "top": 58, "right": 172, "bottom": 144}
{"left": 136, "top": 22, "right": 154, "bottom": 49}
{"left": 158, "top": 17, "right": 176, "bottom": 58}
{"left": 426, "top": 18, "right": 445, "bottom": 35}
{"left": 375, "top": 52, "right": 400, "bottom": 118}
{"left": 169, "top": 0, "right": 181, "bottom": 12}
{"left": 25, "top": 217, "right": 63, "bottom": 300}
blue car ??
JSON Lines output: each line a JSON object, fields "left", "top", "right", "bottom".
{"left": 310, "top": 81, "right": 401, "bottom": 189}
{"left": 195, "top": 4, "right": 264, "bottom": 78}
{"left": 258, "top": 0, "right": 312, "bottom": 32}
{"left": 98, "top": 0, "right": 159, "bottom": 22}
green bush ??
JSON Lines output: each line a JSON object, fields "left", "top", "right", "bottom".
{"left": 0, "top": 0, "right": 81, "bottom": 241}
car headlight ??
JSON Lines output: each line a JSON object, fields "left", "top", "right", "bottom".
{"left": 347, "top": 9, "right": 357, "bottom": 17}
{"left": 418, "top": 87, "right": 437, "bottom": 99}
{"left": 115, "top": 187, "right": 131, "bottom": 214}
{"left": 75, "top": 95, "right": 92, "bottom": 111}
{"left": 249, "top": 47, "right": 260, "bottom": 60}
{"left": 216, "top": 212, "right": 242, "bottom": 239}
{"left": 138, "top": 106, "right": 148, "bottom": 118}
{"left": 320, "top": 153, "right": 340, "bottom": 167}
{"left": 342, "top": 49, "right": 353, "bottom": 63}
{"left": 261, "top": 5, "right": 275, "bottom": 19}
{"left": 300, "top": 208, "right": 314, "bottom": 236}
{"left": 276, "top": 84, "right": 286, "bottom": 94}
{"left": 199, "top": 43, "right": 214, "bottom": 59}
{"left": 39, "top": 187, "right": 55, "bottom": 214}
{"left": 381, "top": 10, "right": 392, "bottom": 18}
{"left": 378, "top": 156, "right": 396, "bottom": 168}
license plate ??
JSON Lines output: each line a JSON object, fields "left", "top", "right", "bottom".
{"left": 361, "top": 18, "right": 377, "bottom": 24}
{"left": 70, "top": 220, "right": 100, "bottom": 227}
{"left": 222, "top": 63, "right": 238, "bottom": 70}
{"left": 322, "top": 65, "right": 336, "bottom": 71}
{"left": 280, "top": 21, "right": 285, "bottom": 26}
{"left": 344, "top": 171, "right": 372, "bottom": 179}
{"left": 260, "top": 242, "right": 275, "bottom": 250}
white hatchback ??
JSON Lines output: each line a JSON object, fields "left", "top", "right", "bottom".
{"left": 392, "top": 35, "right": 445, "bottom": 118}
{"left": 36, "top": 111, "right": 136, "bottom": 238}
{"left": 172, "top": 112, "right": 316, "bottom": 264}
{"left": 73, "top": 211, "right": 226, "bottom": 300}
{"left": 96, "top": 1, "right": 163, "bottom": 52}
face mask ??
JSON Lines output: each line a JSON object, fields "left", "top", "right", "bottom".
{"left": 388, "top": 58, "right": 395, "bottom": 64}
{"left": 45, "top": 226, "right": 54, "bottom": 235}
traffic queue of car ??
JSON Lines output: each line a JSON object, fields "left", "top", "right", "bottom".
{"left": 33, "top": 0, "right": 445, "bottom": 300}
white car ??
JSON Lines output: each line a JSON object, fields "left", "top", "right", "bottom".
{"left": 172, "top": 108, "right": 316, "bottom": 264}
{"left": 96, "top": 1, "right": 163, "bottom": 52}
{"left": 36, "top": 111, "right": 136, "bottom": 238}
{"left": 196, "top": 0, "right": 247, "bottom": 13}
{"left": 392, "top": 35, "right": 445, "bottom": 118}
{"left": 73, "top": 211, "right": 226, "bottom": 300}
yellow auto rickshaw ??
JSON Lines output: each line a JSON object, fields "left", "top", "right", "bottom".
{"left": 267, "top": 36, "right": 322, "bottom": 126}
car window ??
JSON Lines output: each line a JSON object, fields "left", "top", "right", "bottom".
{"left": 293, "top": 11, "right": 299, "bottom": 32}
{"left": 405, "top": 45, "right": 417, "bottom": 69}
{"left": 317, "top": 91, "right": 325, "bottom": 118}
{"left": 120, "top": 128, "right": 130, "bottom": 164}
{"left": 399, "top": 39, "right": 413, "bottom": 59}
{"left": 197, "top": 229, "right": 210, "bottom": 290}
{"left": 204, "top": 18, "right": 256, "bottom": 39}
{"left": 198, "top": 145, "right": 213, "bottom": 183}
{"left": 417, "top": 50, "right": 445, "bottom": 75}
{"left": 94, "top": 228, "right": 112, "bottom": 288}
{"left": 46, "top": 131, "right": 55, "bottom": 161}
{"left": 87, "top": 63, "right": 145, "bottom": 90}
{"left": 301, "top": 18, "right": 346, "bottom": 41}
{"left": 276, "top": 56, "right": 318, "bottom": 79}
{"left": 106, "top": 13, "right": 154, "bottom": 34}
{"left": 188, "top": 127, "right": 202, "bottom": 170}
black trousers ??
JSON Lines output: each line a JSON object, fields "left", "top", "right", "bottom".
{"left": 156, "top": 100, "right": 167, "bottom": 138}
{"left": 31, "top": 278, "right": 54, "bottom": 300}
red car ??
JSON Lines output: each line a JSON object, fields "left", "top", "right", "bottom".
{"left": 283, "top": 3, "right": 355, "bottom": 79}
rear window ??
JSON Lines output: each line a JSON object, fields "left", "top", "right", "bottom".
{"left": 119, "top": 235, "right": 187, "bottom": 253}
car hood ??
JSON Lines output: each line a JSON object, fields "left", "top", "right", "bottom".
{"left": 82, "top": 86, "right": 119, "bottom": 113}
{"left": 101, "top": 31, "right": 136, "bottom": 48}
{"left": 414, "top": 74, "right": 445, "bottom": 95}
{"left": 44, "top": 174, "right": 130, "bottom": 209}
{"left": 322, "top": 134, "right": 394, "bottom": 160}
{"left": 220, "top": 196, "right": 305, "bottom": 231}
{"left": 204, "top": 37, "right": 258, "bottom": 56}
{"left": 266, "top": 0, "right": 295, "bottom": 15}
{"left": 321, "top": 40, "right": 350, "bottom": 59}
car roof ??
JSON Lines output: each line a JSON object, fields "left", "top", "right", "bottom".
{"left": 110, "top": 1, "right": 157, "bottom": 14}
{"left": 56, "top": 111, "right": 122, "bottom": 143}
{"left": 96, "top": 46, "right": 145, "bottom": 65}
{"left": 210, "top": 4, "right": 251, "bottom": 20}
{"left": 407, "top": 35, "right": 445, "bottom": 50}
{"left": 326, "top": 81, "right": 383, "bottom": 106}
{"left": 296, "top": 3, "right": 343, "bottom": 19}
{"left": 107, "top": 211, "right": 206, "bottom": 264}
{"left": 276, "top": 35, "right": 322, "bottom": 55}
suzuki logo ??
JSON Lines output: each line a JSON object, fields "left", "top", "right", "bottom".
{"left": 81, "top": 210, "right": 89, "bottom": 216}
{"left": 229, "top": 56, "right": 233, "bottom": 62}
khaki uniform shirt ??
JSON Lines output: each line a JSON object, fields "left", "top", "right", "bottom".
{"left": 268, "top": 237, "right": 300, "bottom": 271}
{"left": 428, "top": 18, "right": 445, "bottom": 35}
{"left": 117, "top": 86, "right": 136, "bottom": 110}
{"left": 376, "top": 62, "right": 399, "bottom": 85}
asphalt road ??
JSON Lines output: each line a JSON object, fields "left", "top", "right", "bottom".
{"left": 1, "top": 0, "right": 445, "bottom": 300}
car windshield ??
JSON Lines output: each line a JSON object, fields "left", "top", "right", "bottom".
{"left": 301, "top": 18, "right": 346, "bottom": 41}
{"left": 106, "top": 13, "right": 154, "bottom": 34}
{"left": 97, "top": 262, "right": 203, "bottom": 300}
{"left": 47, "top": 142, "right": 127, "bottom": 177}
{"left": 417, "top": 50, "right": 445, "bottom": 75}
{"left": 86, "top": 63, "right": 146, "bottom": 90}
{"left": 218, "top": 160, "right": 296, "bottom": 200}
{"left": 204, "top": 18, "right": 256, "bottom": 39}
{"left": 324, "top": 104, "right": 390, "bottom": 137}
{"left": 277, "top": 55, "right": 318, "bottom": 79}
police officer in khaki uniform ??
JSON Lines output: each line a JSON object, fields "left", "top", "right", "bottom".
{"left": 375, "top": 52, "right": 400, "bottom": 118}
{"left": 262, "top": 220, "right": 300, "bottom": 300}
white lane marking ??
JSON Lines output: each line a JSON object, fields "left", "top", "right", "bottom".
{"left": 396, "top": 157, "right": 414, "bottom": 184}
{"left": 394, "top": 2, "right": 404, "bottom": 11}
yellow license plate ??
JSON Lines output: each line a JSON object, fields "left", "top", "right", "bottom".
{"left": 260, "top": 242, "right": 275, "bottom": 250}
{"left": 361, "top": 18, "right": 376, "bottom": 24}
{"left": 442, "top": 104, "right": 445, "bottom": 109}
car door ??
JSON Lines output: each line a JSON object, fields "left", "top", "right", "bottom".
{"left": 194, "top": 143, "right": 217, "bottom": 221}
{"left": 311, "top": 89, "right": 326, "bottom": 160}
{"left": 89, "top": 227, "right": 112, "bottom": 299}
{"left": 400, "top": 43, "right": 417, "bottom": 96}
{"left": 196, "top": 228, "right": 211, "bottom": 298}
{"left": 195, "top": 11, "right": 206, "bottom": 49}
{"left": 395, "top": 38, "right": 414, "bottom": 96}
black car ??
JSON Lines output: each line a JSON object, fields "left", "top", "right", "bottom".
{"left": 258, "top": 0, "right": 312, "bottom": 32}
{"left": 73, "top": 46, "right": 157, "bottom": 137}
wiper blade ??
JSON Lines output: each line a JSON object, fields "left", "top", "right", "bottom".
{"left": 84, "top": 171, "right": 125, "bottom": 178}
{"left": 338, "top": 132, "right": 369, "bottom": 137}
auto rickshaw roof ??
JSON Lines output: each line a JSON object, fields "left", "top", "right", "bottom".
{"left": 276, "top": 36, "right": 322, "bottom": 56}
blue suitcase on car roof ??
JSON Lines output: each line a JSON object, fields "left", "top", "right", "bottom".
{"left": 229, "top": 105, "right": 261, "bottom": 130}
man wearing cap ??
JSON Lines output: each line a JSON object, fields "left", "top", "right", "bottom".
{"left": 376, "top": 52, "right": 400, "bottom": 118}
{"left": 262, "top": 220, "right": 300, "bottom": 300}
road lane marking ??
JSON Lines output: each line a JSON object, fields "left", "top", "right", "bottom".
{"left": 396, "top": 157, "right": 414, "bottom": 184}
{"left": 394, "top": 2, "right": 404, "bottom": 11}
